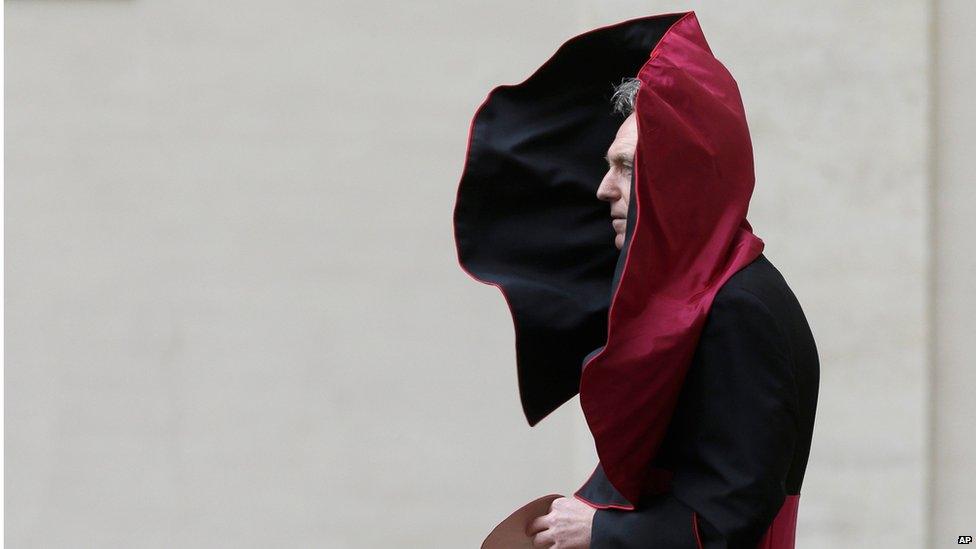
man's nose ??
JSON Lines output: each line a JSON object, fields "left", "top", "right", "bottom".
{"left": 596, "top": 173, "right": 619, "bottom": 202}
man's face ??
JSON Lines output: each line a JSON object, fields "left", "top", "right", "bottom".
{"left": 596, "top": 113, "right": 637, "bottom": 250}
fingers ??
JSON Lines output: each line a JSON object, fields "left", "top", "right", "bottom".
{"left": 527, "top": 498, "right": 564, "bottom": 545}
{"left": 531, "top": 529, "right": 555, "bottom": 548}
{"left": 525, "top": 515, "right": 549, "bottom": 536}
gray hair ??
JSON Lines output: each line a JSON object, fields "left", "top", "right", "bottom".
{"left": 610, "top": 77, "right": 642, "bottom": 116}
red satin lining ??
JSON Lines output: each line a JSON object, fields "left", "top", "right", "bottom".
{"left": 757, "top": 495, "right": 800, "bottom": 549}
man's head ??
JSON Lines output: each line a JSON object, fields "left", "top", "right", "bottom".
{"left": 596, "top": 78, "right": 641, "bottom": 250}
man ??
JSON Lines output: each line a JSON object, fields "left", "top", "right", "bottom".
{"left": 455, "top": 12, "right": 819, "bottom": 548}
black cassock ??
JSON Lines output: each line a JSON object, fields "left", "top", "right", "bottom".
{"left": 579, "top": 253, "right": 819, "bottom": 548}
{"left": 454, "top": 11, "right": 820, "bottom": 549}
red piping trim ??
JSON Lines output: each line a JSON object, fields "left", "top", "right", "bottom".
{"left": 572, "top": 492, "right": 634, "bottom": 511}
{"left": 692, "top": 511, "right": 704, "bottom": 549}
{"left": 571, "top": 467, "right": 636, "bottom": 511}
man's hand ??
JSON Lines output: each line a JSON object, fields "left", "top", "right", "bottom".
{"left": 525, "top": 496, "right": 596, "bottom": 548}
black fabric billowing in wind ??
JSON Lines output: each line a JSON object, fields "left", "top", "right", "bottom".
{"left": 454, "top": 15, "right": 681, "bottom": 425}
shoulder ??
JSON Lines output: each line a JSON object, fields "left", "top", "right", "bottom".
{"left": 699, "top": 257, "right": 793, "bottom": 366}
{"left": 706, "top": 285, "right": 780, "bottom": 342}
{"left": 692, "top": 274, "right": 798, "bottom": 409}
{"left": 708, "top": 255, "right": 790, "bottom": 336}
{"left": 716, "top": 253, "right": 786, "bottom": 302}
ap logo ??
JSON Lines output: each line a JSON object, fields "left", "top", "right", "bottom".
{"left": 959, "top": 535, "right": 973, "bottom": 544}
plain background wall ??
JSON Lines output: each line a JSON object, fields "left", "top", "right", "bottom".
{"left": 5, "top": 1, "right": 969, "bottom": 547}
{"left": 932, "top": 0, "right": 976, "bottom": 544}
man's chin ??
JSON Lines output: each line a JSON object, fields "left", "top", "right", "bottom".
{"left": 614, "top": 234, "right": 625, "bottom": 250}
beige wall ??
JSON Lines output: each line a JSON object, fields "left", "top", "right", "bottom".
{"left": 4, "top": 1, "right": 967, "bottom": 548}
{"left": 931, "top": 0, "right": 976, "bottom": 546}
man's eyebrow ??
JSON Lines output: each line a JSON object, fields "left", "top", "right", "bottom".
{"left": 604, "top": 152, "right": 633, "bottom": 166}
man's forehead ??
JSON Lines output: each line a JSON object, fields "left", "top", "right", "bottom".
{"left": 606, "top": 117, "right": 638, "bottom": 161}
{"left": 610, "top": 115, "right": 637, "bottom": 146}
{"left": 615, "top": 113, "right": 638, "bottom": 136}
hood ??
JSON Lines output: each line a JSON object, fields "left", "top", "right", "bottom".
{"left": 453, "top": 11, "right": 764, "bottom": 506}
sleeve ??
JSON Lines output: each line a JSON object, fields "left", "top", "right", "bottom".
{"left": 590, "top": 288, "right": 799, "bottom": 549}
{"left": 591, "top": 494, "right": 701, "bottom": 548}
